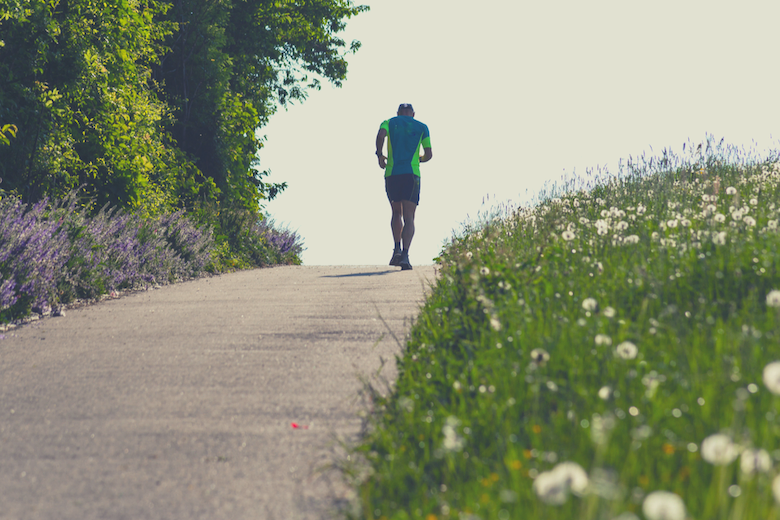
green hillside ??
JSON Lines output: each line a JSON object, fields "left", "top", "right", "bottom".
{"left": 351, "top": 140, "right": 780, "bottom": 520}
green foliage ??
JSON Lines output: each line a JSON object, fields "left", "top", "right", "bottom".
{"left": 0, "top": 123, "right": 17, "bottom": 146}
{"left": 0, "top": 0, "right": 366, "bottom": 264}
{"left": 151, "top": 0, "right": 367, "bottom": 212}
{"left": 0, "top": 0, "right": 185, "bottom": 210}
{"left": 351, "top": 141, "right": 780, "bottom": 520}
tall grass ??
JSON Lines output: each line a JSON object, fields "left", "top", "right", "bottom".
{"left": 350, "top": 138, "right": 780, "bottom": 520}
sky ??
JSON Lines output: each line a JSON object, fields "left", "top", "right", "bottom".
{"left": 258, "top": 0, "right": 780, "bottom": 266}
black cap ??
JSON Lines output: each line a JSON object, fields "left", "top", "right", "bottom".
{"left": 398, "top": 103, "right": 414, "bottom": 111}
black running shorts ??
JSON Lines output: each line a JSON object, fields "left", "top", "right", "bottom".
{"left": 385, "top": 174, "right": 420, "bottom": 205}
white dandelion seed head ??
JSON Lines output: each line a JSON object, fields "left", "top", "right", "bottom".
{"left": 595, "top": 334, "right": 612, "bottom": 346}
{"left": 490, "top": 317, "right": 502, "bottom": 331}
{"left": 642, "top": 491, "right": 686, "bottom": 520}
{"left": 603, "top": 306, "right": 616, "bottom": 318}
{"left": 530, "top": 348, "right": 550, "bottom": 365}
{"left": 712, "top": 231, "right": 727, "bottom": 245}
{"left": 532, "top": 470, "right": 568, "bottom": 505}
{"left": 763, "top": 361, "right": 780, "bottom": 394}
{"left": 442, "top": 416, "right": 465, "bottom": 452}
{"left": 769, "top": 220, "right": 779, "bottom": 230}
{"left": 616, "top": 221, "right": 629, "bottom": 231}
{"left": 480, "top": 266, "right": 490, "bottom": 275}
{"left": 701, "top": 433, "right": 739, "bottom": 465}
{"left": 766, "top": 291, "right": 780, "bottom": 308}
{"left": 465, "top": 251, "right": 473, "bottom": 259}
{"left": 666, "top": 219, "right": 678, "bottom": 228}
{"left": 726, "top": 186, "right": 737, "bottom": 195}
{"left": 615, "top": 341, "right": 638, "bottom": 359}
{"left": 773, "top": 474, "right": 780, "bottom": 504}
{"left": 732, "top": 210, "right": 743, "bottom": 221}
{"left": 744, "top": 216, "right": 756, "bottom": 226}
{"left": 624, "top": 235, "right": 640, "bottom": 244}
{"left": 740, "top": 448, "right": 772, "bottom": 476}
{"left": 714, "top": 213, "right": 726, "bottom": 223}
{"left": 582, "top": 298, "right": 598, "bottom": 312}
{"left": 562, "top": 230, "right": 576, "bottom": 241}
{"left": 750, "top": 197, "right": 758, "bottom": 205}
{"left": 598, "top": 386, "right": 612, "bottom": 400}
{"left": 552, "top": 461, "right": 589, "bottom": 495}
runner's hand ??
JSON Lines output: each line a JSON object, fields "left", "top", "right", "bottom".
{"left": 377, "top": 154, "right": 387, "bottom": 169}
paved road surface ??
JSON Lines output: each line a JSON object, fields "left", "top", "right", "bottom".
{"left": 0, "top": 265, "right": 435, "bottom": 520}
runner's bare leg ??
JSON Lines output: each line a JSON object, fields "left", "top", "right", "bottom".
{"left": 391, "top": 201, "right": 403, "bottom": 244}
{"left": 401, "top": 200, "right": 417, "bottom": 251}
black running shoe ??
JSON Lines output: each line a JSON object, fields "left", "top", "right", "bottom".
{"left": 399, "top": 253, "right": 413, "bottom": 270}
{"left": 389, "top": 250, "right": 403, "bottom": 266}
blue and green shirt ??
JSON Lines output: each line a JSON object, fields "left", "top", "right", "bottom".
{"left": 379, "top": 116, "right": 431, "bottom": 177}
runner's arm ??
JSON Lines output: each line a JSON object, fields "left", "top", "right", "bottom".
{"left": 375, "top": 128, "right": 387, "bottom": 168}
{"left": 420, "top": 147, "right": 433, "bottom": 163}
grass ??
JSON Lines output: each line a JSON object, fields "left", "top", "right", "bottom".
{"left": 348, "top": 137, "right": 780, "bottom": 520}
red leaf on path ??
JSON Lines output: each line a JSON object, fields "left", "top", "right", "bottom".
{"left": 291, "top": 422, "right": 309, "bottom": 429}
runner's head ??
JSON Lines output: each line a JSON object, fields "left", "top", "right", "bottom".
{"left": 397, "top": 103, "right": 414, "bottom": 117}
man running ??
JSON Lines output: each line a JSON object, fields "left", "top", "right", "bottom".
{"left": 375, "top": 103, "right": 433, "bottom": 270}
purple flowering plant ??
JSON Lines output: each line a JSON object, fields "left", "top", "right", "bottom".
{"left": 0, "top": 192, "right": 213, "bottom": 323}
{"left": 0, "top": 189, "right": 305, "bottom": 324}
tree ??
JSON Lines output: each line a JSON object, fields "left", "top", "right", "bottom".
{"left": 151, "top": 0, "right": 368, "bottom": 212}
{"left": 0, "top": 0, "right": 188, "bottom": 212}
{"left": 0, "top": 0, "right": 368, "bottom": 217}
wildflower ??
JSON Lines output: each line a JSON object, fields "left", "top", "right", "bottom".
{"left": 603, "top": 306, "right": 616, "bottom": 318}
{"left": 740, "top": 448, "right": 772, "bottom": 476}
{"left": 773, "top": 474, "right": 780, "bottom": 503}
{"left": 750, "top": 198, "right": 758, "bottom": 205}
{"left": 616, "top": 221, "right": 629, "bottom": 231}
{"left": 581, "top": 298, "right": 598, "bottom": 312}
{"left": 769, "top": 220, "right": 778, "bottom": 230}
{"left": 700, "top": 433, "right": 739, "bottom": 465}
{"left": 642, "top": 491, "right": 686, "bottom": 520}
{"left": 623, "top": 235, "right": 639, "bottom": 244}
{"left": 744, "top": 216, "right": 756, "bottom": 226}
{"left": 532, "top": 461, "right": 588, "bottom": 505}
{"left": 732, "top": 210, "right": 743, "bottom": 221}
{"left": 666, "top": 219, "right": 678, "bottom": 228}
{"left": 442, "top": 416, "right": 465, "bottom": 452}
{"left": 726, "top": 186, "right": 737, "bottom": 195}
{"left": 766, "top": 291, "right": 780, "bottom": 308}
{"left": 712, "top": 231, "right": 727, "bottom": 245}
{"left": 530, "top": 348, "right": 550, "bottom": 365}
{"left": 480, "top": 266, "right": 490, "bottom": 275}
{"left": 594, "top": 334, "right": 612, "bottom": 346}
{"left": 763, "top": 361, "right": 780, "bottom": 394}
{"left": 561, "top": 230, "right": 575, "bottom": 241}
{"left": 598, "top": 386, "right": 612, "bottom": 399}
{"left": 615, "top": 341, "right": 637, "bottom": 359}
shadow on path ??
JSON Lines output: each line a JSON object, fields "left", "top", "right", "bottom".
{"left": 321, "top": 269, "right": 398, "bottom": 278}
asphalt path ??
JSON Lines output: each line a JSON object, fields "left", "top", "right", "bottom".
{"left": 0, "top": 265, "right": 435, "bottom": 520}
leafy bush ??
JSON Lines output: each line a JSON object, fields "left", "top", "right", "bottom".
{"left": 351, "top": 139, "right": 780, "bottom": 520}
